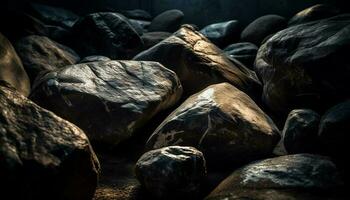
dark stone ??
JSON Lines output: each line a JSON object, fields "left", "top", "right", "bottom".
{"left": 79, "top": 56, "right": 111, "bottom": 64}
{"left": 224, "top": 42, "right": 258, "bottom": 69}
{"left": 282, "top": 109, "right": 321, "bottom": 154}
{"left": 319, "top": 100, "right": 350, "bottom": 161}
{"left": 29, "top": 3, "right": 80, "bottom": 28}
{"left": 255, "top": 14, "right": 350, "bottom": 114}
{"left": 0, "top": 33, "right": 30, "bottom": 96}
{"left": 121, "top": 9, "right": 152, "bottom": 21}
{"left": 0, "top": 82, "right": 100, "bottom": 200}
{"left": 134, "top": 25, "right": 261, "bottom": 99}
{"left": 128, "top": 19, "right": 145, "bottom": 36}
{"left": 148, "top": 9, "right": 184, "bottom": 32}
{"left": 200, "top": 20, "right": 241, "bottom": 48}
{"left": 206, "top": 154, "right": 344, "bottom": 200}
{"left": 141, "top": 32, "right": 172, "bottom": 50}
{"left": 15, "top": 35, "right": 80, "bottom": 83}
{"left": 71, "top": 12, "right": 143, "bottom": 59}
{"left": 129, "top": 19, "right": 151, "bottom": 31}
{"left": 30, "top": 60, "right": 182, "bottom": 146}
{"left": 135, "top": 146, "right": 207, "bottom": 199}
{"left": 146, "top": 83, "right": 280, "bottom": 167}
{"left": 289, "top": 4, "right": 342, "bottom": 26}
{"left": 241, "top": 15, "right": 287, "bottom": 46}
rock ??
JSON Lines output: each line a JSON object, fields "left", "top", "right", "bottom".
{"left": 15, "top": 35, "right": 80, "bottom": 83}
{"left": 148, "top": 9, "right": 184, "bottom": 32}
{"left": 128, "top": 19, "right": 145, "bottom": 36}
{"left": 282, "top": 109, "right": 321, "bottom": 154}
{"left": 200, "top": 20, "right": 241, "bottom": 48}
{"left": 79, "top": 56, "right": 111, "bottom": 63}
{"left": 29, "top": 3, "right": 79, "bottom": 28}
{"left": 0, "top": 82, "right": 100, "bottom": 200}
{"left": 319, "top": 100, "right": 350, "bottom": 161}
{"left": 255, "top": 14, "right": 350, "bottom": 114}
{"left": 71, "top": 12, "right": 143, "bottom": 59}
{"left": 30, "top": 60, "right": 182, "bottom": 146}
{"left": 224, "top": 42, "right": 258, "bottom": 69}
{"left": 241, "top": 15, "right": 287, "bottom": 46}
{"left": 129, "top": 19, "right": 151, "bottom": 31}
{"left": 289, "top": 4, "right": 341, "bottom": 26}
{"left": 0, "top": 33, "right": 30, "bottom": 96}
{"left": 146, "top": 83, "right": 280, "bottom": 166}
{"left": 206, "top": 154, "right": 344, "bottom": 200}
{"left": 135, "top": 146, "right": 206, "bottom": 199}
{"left": 134, "top": 25, "right": 261, "bottom": 99}
{"left": 121, "top": 9, "right": 152, "bottom": 21}
{"left": 141, "top": 32, "right": 172, "bottom": 50}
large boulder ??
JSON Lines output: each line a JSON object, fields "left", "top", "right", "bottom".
{"left": 15, "top": 35, "right": 80, "bottom": 83}
{"left": 282, "top": 109, "right": 321, "bottom": 154}
{"left": 135, "top": 146, "right": 206, "bottom": 199}
{"left": 0, "top": 82, "right": 100, "bottom": 200}
{"left": 0, "top": 33, "right": 30, "bottom": 96}
{"left": 206, "top": 154, "right": 344, "bottom": 200}
{"left": 200, "top": 20, "right": 241, "bottom": 48}
{"left": 30, "top": 60, "right": 182, "bottom": 146}
{"left": 148, "top": 9, "right": 184, "bottom": 32}
{"left": 121, "top": 9, "right": 152, "bottom": 21}
{"left": 241, "top": 15, "right": 287, "bottom": 46}
{"left": 141, "top": 31, "right": 172, "bottom": 50}
{"left": 134, "top": 25, "right": 261, "bottom": 99}
{"left": 146, "top": 83, "right": 280, "bottom": 166}
{"left": 29, "top": 3, "right": 79, "bottom": 28}
{"left": 71, "top": 12, "right": 143, "bottom": 59}
{"left": 255, "top": 14, "right": 350, "bottom": 114}
{"left": 289, "top": 4, "right": 342, "bottom": 26}
{"left": 319, "top": 100, "right": 350, "bottom": 161}
{"left": 224, "top": 42, "right": 258, "bottom": 69}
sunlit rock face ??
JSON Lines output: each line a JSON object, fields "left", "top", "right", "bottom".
{"left": 255, "top": 14, "right": 350, "bottom": 114}
{"left": 135, "top": 146, "right": 206, "bottom": 199}
{"left": 0, "top": 82, "right": 100, "bottom": 200}
{"left": 288, "top": 4, "right": 342, "bottom": 26}
{"left": 71, "top": 12, "right": 143, "bottom": 59}
{"left": 15, "top": 35, "right": 80, "bottom": 83}
{"left": 30, "top": 60, "right": 182, "bottom": 146}
{"left": 146, "top": 83, "right": 280, "bottom": 166}
{"left": 206, "top": 154, "right": 344, "bottom": 200}
{"left": 0, "top": 33, "right": 30, "bottom": 96}
{"left": 134, "top": 25, "right": 261, "bottom": 99}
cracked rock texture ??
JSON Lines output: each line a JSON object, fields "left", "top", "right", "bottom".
{"left": 146, "top": 83, "right": 280, "bottom": 166}
{"left": 206, "top": 154, "right": 344, "bottom": 200}
{"left": 134, "top": 25, "right": 261, "bottom": 99}
{"left": 0, "top": 82, "right": 100, "bottom": 200}
{"left": 30, "top": 60, "right": 182, "bottom": 146}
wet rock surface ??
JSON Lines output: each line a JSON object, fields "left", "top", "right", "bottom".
{"left": 224, "top": 42, "right": 258, "bottom": 69}
{"left": 15, "top": 35, "right": 80, "bottom": 83}
{"left": 135, "top": 146, "right": 207, "bottom": 199}
{"left": 0, "top": 82, "right": 100, "bottom": 200}
{"left": 207, "top": 154, "right": 344, "bottom": 200}
{"left": 146, "top": 83, "right": 280, "bottom": 166}
{"left": 30, "top": 60, "right": 182, "bottom": 146}
{"left": 255, "top": 14, "right": 350, "bottom": 114}
{"left": 135, "top": 25, "right": 261, "bottom": 98}
{"left": 0, "top": 32, "right": 30, "bottom": 96}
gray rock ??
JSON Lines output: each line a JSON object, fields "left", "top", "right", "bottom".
{"left": 79, "top": 55, "right": 111, "bottom": 64}
{"left": 0, "top": 32, "right": 30, "bottom": 96}
{"left": 15, "top": 35, "right": 80, "bottom": 83}
{"left": 200, "top": 20, "right": 241, "bottom": 48}
{"left": 207, "top": 154, "right": 344, "bottom": 200}
{"left": 224, "top": 42, "right": 258, "bottom": 69}
{"left": 72, "top": 12, "right": 143, "bottom": 59}
{"left": 121, "top": 9, "right": 152, "bottom": 21}
{"left": 255, "top": 14, "right": 350, "bottom": 114}
{"left": 146, "top": 83, "right": 280, "bottom": 166}
{"left": 241, "top": 15, "right": 287, "bottom": 46}
{"left": 135, "top": 146, "right": 206, "bottom": 199}
{"left": 148, "top": 9, "right": 184, "bottom": 32}
{"left": 141, "top": 31, "right": 172, "bottom": 50}
{"left": 134, "top": 25, "right": 261, "bottom": 99}
{"left": 30, "top": 60, "right": 182, "bottom": 146}
{"left": 0, "top": 82, "right": 100, "bottom": 200}
{"left": 282, "top": 109, "right": 321, "bottom": 154}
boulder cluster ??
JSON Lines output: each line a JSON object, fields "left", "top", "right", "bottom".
{"left": 0, "top": 2, "right": 348, "bottom": 200}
